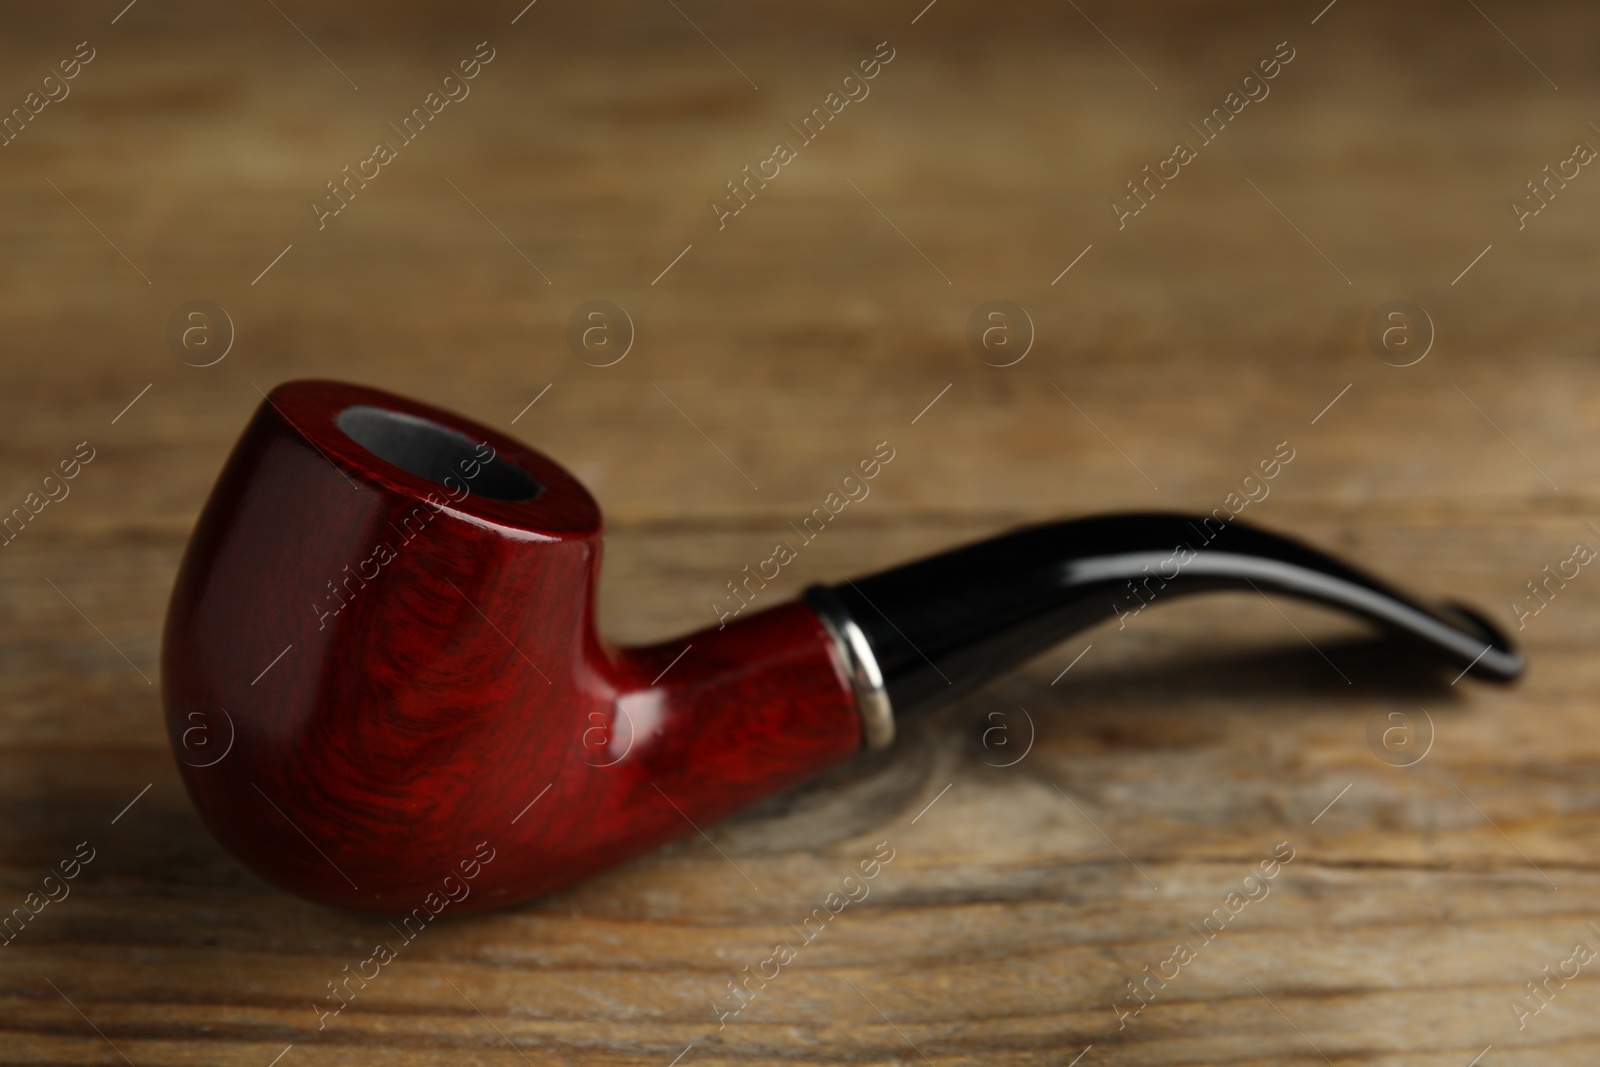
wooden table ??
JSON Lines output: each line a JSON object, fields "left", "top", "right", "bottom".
{"left": 4, "top": 1, "right": 1598, "bottom": 1062}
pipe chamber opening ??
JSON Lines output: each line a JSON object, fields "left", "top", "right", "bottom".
{"left": 336, "top": 404, "right": 543, "bottom": 502}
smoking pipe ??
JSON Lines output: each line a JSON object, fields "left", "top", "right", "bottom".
{"left": 162, "top": 380, "right": 1522, "bottom": 914}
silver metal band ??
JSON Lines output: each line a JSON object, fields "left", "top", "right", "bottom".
{"left": 804, "top": 585, "right": 894, "bottom": 750}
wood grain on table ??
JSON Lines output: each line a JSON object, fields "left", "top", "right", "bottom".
{"left": 3, "top": 1, "right": 1599, "bottom": 1063}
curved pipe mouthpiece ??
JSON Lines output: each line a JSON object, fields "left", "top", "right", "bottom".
{"left": 807, "top": 513, "right": 1522, "bottom": 740}
{"left": 163, "top": 381, "right": 1521, "bottom": 914}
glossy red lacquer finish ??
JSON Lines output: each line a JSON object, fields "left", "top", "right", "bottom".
{"left": 162, "top": 380, "right": 863, "bottom": 914}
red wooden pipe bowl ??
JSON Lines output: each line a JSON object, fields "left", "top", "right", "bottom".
{"left": 162, "top": 380, "right": 862, "bottom": 914}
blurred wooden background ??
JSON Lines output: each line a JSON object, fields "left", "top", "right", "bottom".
{"left": 3, "top": 0, "right": 1599, "bottom": 1063}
